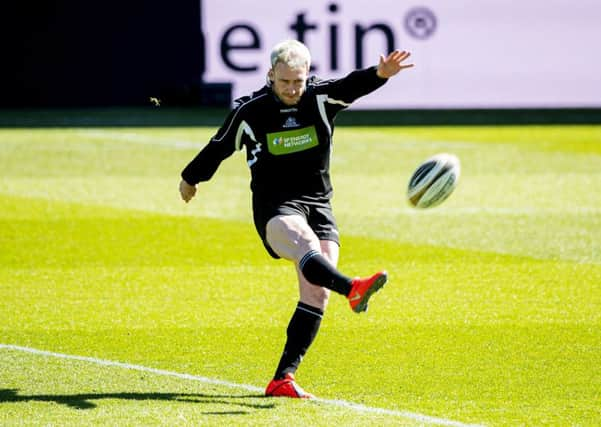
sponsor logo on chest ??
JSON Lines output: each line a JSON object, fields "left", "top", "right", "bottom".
{"left": 266, "top": 126, "right": 319, "bottom": 155}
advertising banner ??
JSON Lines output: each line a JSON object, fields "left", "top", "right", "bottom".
{"left": 203, "top": 0, "right": 601, "bottom": 108}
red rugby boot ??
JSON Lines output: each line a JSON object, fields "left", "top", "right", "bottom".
{"left": 348, "top": 271, "right": 388, "bottom": 313}
{"left": 265, "top": 373, "right": 314, "bottom": 399}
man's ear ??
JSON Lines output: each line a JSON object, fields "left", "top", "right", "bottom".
{"left": 267, "top": 69, "right": 274, "bottom": 83}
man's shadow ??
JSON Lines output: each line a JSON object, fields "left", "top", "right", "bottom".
{"left": 0, "top": 389, "right": 274, "bottom": 415}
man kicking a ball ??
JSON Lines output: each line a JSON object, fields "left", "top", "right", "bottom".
{"left": 180, "top": 39, "right": 414, "bottom": 398}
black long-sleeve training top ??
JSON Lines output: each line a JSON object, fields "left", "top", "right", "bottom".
{"left": 181, "top": 66, "right": 388, "bottom": 204}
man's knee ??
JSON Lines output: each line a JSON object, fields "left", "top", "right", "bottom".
{"left": 300, "top": 282, "right": 330, "bottom": 310}
{"left": 266, "top": 215, "right": 318, "bottom": 260}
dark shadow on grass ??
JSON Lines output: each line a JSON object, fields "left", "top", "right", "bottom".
{"left": 0, "top": 389, "right": 273, "bottom": 414}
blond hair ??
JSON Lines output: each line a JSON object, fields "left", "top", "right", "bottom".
{"left": 270, "top": 39, "right": 311, "bottom": 70}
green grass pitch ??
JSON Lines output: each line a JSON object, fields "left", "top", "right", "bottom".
{"left": 0, "top": 123, "right": 600, "bottom": 426}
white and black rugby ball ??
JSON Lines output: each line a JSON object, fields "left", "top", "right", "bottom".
{"left": 407, "top": 153, "right": 461, "bottom": 209}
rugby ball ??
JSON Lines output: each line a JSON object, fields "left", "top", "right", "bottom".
{"left": 407, "top": 153, "right": 460, "bottom": 209}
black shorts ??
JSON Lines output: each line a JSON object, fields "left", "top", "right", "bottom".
{"left": 252, "top": 195, "right": 340, "bottom": 259}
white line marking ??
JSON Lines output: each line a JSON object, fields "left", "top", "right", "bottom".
{"left": 0, "top": 343, "right": 262, "bottom": 392}
{"left": 1, "top": 343, "right": 483, "bottom": 427}
{"left": 76, "top": 130, "right": 200, "bottom": 149}
{"left": 397, "top": 206, "right": 601, "bottom": 216}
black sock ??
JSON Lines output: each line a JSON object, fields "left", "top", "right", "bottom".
{"left": 298, "top": 250, "right": 352, "bottom": 296}
{"left": 274, "top": 302, "right": 323, "bottom": 379}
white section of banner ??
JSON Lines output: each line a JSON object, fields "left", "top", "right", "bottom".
{"left": 203, "top": 0, "right": 601, "bottom": 109}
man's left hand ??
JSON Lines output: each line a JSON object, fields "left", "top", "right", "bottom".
{"left": 376, "top": 50, "right": 414, "bottom": 79}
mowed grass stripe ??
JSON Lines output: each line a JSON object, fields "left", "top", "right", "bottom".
{"left": 0, "top": 345, "right": 483, "bottom": 427}
{"left": 2, "top": 126, "right": 600, "bottom": 265}
{"left": 2, "top": 194, "right": 599, "bottom": 325}
{"left": 2, "top": 326, "right": 597, "bottom": 425}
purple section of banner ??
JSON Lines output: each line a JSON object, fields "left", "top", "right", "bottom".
{"left": 203, "top": 0, "right": 601, "bottom": 109}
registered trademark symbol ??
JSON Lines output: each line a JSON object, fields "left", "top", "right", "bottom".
{"left": 404, "top": 7, "right": 437, "bottom": 40}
